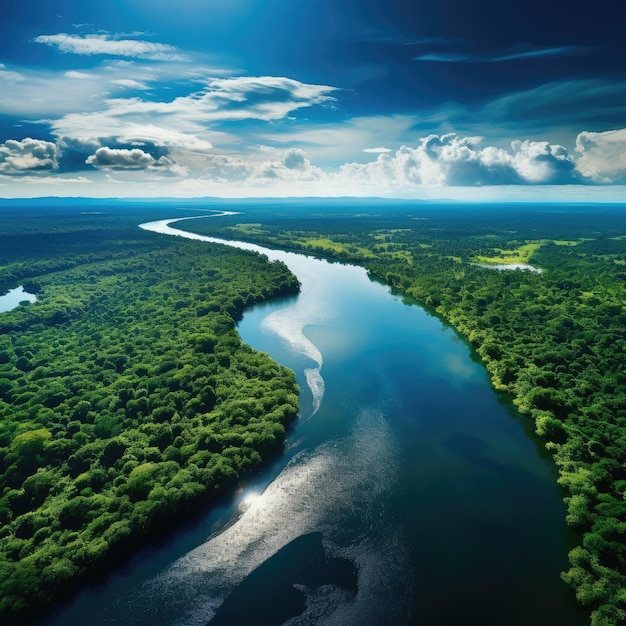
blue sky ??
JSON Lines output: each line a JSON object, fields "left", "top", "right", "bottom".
{"left": 1, "top": 0, "right": 625, "bottom": 199}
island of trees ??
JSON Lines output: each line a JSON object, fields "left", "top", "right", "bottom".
{"left": 0, "top": 205, "right": 300, "bottom": 623}
{"left": 179, "top": 200, "right": 625, "bottom": 626}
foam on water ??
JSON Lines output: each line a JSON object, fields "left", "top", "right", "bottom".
{"left": 140, "top": 214, "right": 328, "bottom": 416}
{"left": 259, "top": 305, "right": 328, "bottom": 416}
{"left": 304, "top": 367, "right": 325, "bottom": 415}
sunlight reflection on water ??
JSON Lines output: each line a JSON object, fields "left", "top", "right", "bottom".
{"left": 104, "top": 410, "right": 411, "bottom": 625}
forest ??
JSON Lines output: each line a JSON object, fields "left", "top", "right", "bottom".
{"left": 177, "top": 200, "right": 626, "bottom": 626}
{"left": 0, "top": 204, "right": 300, "bottom": 623}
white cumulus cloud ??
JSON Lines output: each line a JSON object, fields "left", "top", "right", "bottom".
{"left": 575, "top": 128, "right": 626, "bottom": 183}
{"left": 0, "top": 138, "right": 58, "bottom": 175}
{"left": 86, "top": 146, "right": 185, "bottom": 175}
{"left": 338, "top": 134, "right": 580, "bottom": 187}
{"left": 180, "top": 147, "right": 322, "bottom": 184}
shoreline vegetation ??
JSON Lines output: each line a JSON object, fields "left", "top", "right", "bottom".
{"left": 0, "top": 207, "right": 300, "bottom": 624}
{"left": 176, "top": 202, "right": 625, "bottom": 626}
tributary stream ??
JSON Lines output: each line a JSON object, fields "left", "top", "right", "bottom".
{"left": 43, "top": 212, "right": 587, "bottom": 625}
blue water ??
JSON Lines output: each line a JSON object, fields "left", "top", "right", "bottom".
{"left": 42, "top": 215, "right": 587, "bottom": 625}
{"left": 0, "top": 286, "right": 36, "bottom": 312}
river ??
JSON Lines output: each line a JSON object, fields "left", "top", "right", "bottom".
{"left": 42, "top": 212, "right": 586, "bottom": 625}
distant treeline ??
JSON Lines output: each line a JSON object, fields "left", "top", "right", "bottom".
{"left": 0, "top": 208, "right": 300, "bottom": 623}
{"left": 179, "top": 202, "right": 626, "bottom": 626}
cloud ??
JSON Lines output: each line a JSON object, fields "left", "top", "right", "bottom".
{"left": 86, "top": 146, "right": 155, "bottom": 169}
{"left": 49, "top": 76, "right": 336, "bottom": 136}
{"left": 0, "top": 138, "right": 58, "bottom": 175}
{"left": 575, "top": 128, "right": 626, "bottom": 183}
{"left": 162, "top": 147, "right": 322, "bottom": 184}
{"left": 2, "top": 175, "right": 92, "bottom": 186}
{"left": 116, "top": 125, "right": 215, "bottom": 151}
{"left": 495, "top": 47, "right": 580, "bottom": 62}
{"left": 0, "top": 63, "right": 24, "bottom": 82}
{"left": 191, "top": 76, "right": 337, "bottom": 122}
{"left": 258, "top": 148, "right": 321, "bottom": 180}
{"left": 256, "top": 115, "right": 419, "bottom": 166}
{"left": 484, "top": 80, "right": 626, "bottom": 133}
{"left": 0, "top": 59, "right": 243, "bottom": 120}
{"left": 363, "top": 147, "right": 391, "bottom": 153}
{"left": 509, "top": 139, "right": 578, "bottom": 183}
{"left": 86, "top": 146, "right": 185, "bottom": 175}
{"left": 46, "top": 76, "right": 336, "bottom": 161}
{"left": 338, "top": 134, "right": 580, "bottom": 187}
{"left": 415, "top": 45, "right": 581, "bottom": 64}
{"left": 65, "top": 71, "right": 93, "bottom": 79}
{"left": 111, "top": 79, "right": 149, "bottom": 90}
{"left": 0, "top": 130, "right": 606, "bottom": 193}
{"left": 283, "top": 148, "right": 308, "bottom": 171}
{"left": 57, "top": 136, "right": 195, "bottom": 175}
{"left": 34, "top": 33, "right": 186, "bottom": 61}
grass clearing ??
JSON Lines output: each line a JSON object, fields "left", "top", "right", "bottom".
{"left": 299, "top": 237, "right": 377, "bottom": 258}
{"left": 474, "top": 242, "right": 543, "bottom": 265}
{"left": 229, "top": 223, "right": 266, "bottom": 236}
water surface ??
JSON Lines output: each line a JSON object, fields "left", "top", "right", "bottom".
{"left": 0, "top": 286, "right": 36, "bottom": 312}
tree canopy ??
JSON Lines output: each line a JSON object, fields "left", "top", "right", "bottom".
{"left": 0, "top": 206, "right": 300, "bottom": 623}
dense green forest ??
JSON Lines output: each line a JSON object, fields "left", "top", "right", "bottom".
{"left": 0, "top": 206, "right": 300, "bottom": 623}
{"left": 179, "top": 201, "right": 626, "bottom": 626}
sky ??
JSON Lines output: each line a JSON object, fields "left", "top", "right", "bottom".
{"left": 1, "top": 0, "right": 626, "bottom": 200}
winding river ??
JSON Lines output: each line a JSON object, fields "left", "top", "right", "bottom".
{"left": 43, "top": 212, "right": 587, "bottom": 626}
